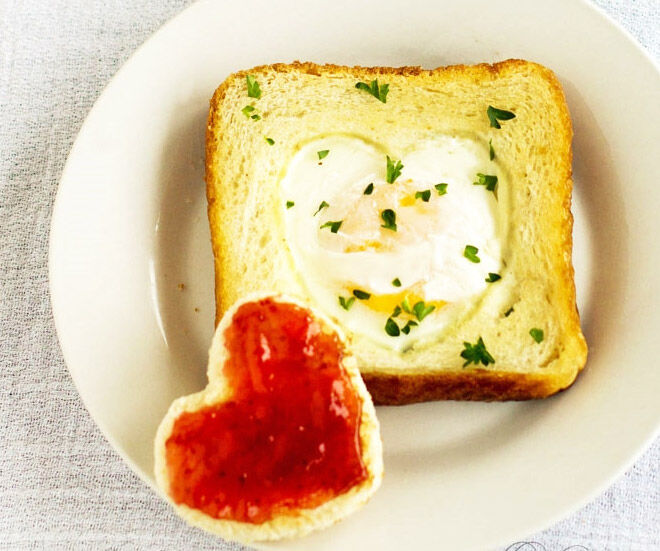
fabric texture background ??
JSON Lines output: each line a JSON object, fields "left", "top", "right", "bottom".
{"left": 0, "top": 0, "right": 657, "bottom": 549}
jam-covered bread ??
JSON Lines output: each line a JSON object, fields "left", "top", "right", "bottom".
{"left": 154, "top": 295, "right": 382, "bottom": 542}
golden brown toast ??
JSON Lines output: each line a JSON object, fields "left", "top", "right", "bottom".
{"left": 205, "top": 60, "right": 587, "bottom": 404}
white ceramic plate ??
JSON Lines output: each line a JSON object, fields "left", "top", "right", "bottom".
{"left": 49, "top": 0, "right": 660, "bottom": 549}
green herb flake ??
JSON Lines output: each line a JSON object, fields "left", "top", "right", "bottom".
{"left": 317, "top": 149, "right": 329, "bottom": 160}
{"left": 464, "top": 245, "right": 480, "bottom": 263}
{"left": 241, "top": 105, "right": 256, "bottom": 117}
{"left": 384, "top": 317, "right": 400, "bottom": 337}
{"left": 412, "top": 301, "right": 435, "bottom": 322}
{"left": 435, "top": 183, "right": 448, "bottom": 196}
{"left": 386, "top": 156, "right": 404, "bottom": 183}
{"left": 338, "top": 296, "right": 356, "bottom": 311}
{"left": 286, "top": 200, "right": 294, "bottom": 209}
{"left": 401, "top": 296, "right": 412, "bottom": 314}
{"left": 320, "top": 220, "right": 343, "bottom": 233}
{"left": 380, "top": 209, "right": 397, "bottom": 231}
{"left": 391, "top": 305, "right": 402, "bottom": 317}
{"left": 392, "top": 277, "right": 402, "bottom": 287}
{"left": 352, "top": 289, "right": 371, "bottom": 300}
{"left": 487, "top": 105, "right": 516, "bottom": 129}
{"left": 415, "top": 190, "right": 431, "bottom": 202}
{"left": 504, "top": 307, "right": 514, "bottom": 317}
{"left": 250, "top": 114, "right": 261, "bottom": 121}
{"left": 461, "top": 337, "right": 495, "bottom": 367}
{"left": 363, "top": 182, "right": 374, "bottom": 195}
{"left": 246, "top": 75, "right": 262, "bottom": 99}
{"left": 265, "top": 137, "right": 275, "bottom": 145}
{"left": 489, "top": 139, "right": 495, "bottom": 160}
{"left": 474, "top": 173, "right": 498, "bottom": 192}
{"left": 485, "top": 272, "right": 501, "bottom": 283}
{"left": 401, "top": 320, "right": 418, "bottom": 335}
{"left": 530, "top": 328, "right": 544, "bottom": 343}
{"left": 313, "top": 201, "right": 329, "bottom": 216}
{"left": 355, "top": 79, "right": 389, "bottom": 103}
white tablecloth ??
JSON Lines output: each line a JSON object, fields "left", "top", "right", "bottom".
{"left": 0, "top": 1, "right": 658, "bottom": 549}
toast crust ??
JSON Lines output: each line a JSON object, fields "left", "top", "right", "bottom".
{"left": 205, "top": 60, "right": 587, "bottom": 403}
{"left": 363, "top": 369, "right": 576, "bottom": 405}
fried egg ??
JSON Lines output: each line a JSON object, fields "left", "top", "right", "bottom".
{"left": 281, "top": 134, "right": 508, "bottom": 351}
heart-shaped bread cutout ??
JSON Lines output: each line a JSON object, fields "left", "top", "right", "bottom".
{"left": 154, "top": 294, "right": 382, "bottom": 543}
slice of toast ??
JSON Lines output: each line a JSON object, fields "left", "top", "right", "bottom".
{"left": 205, "top": 60, "right": 588, "bottom": 404}
{"left": 155, "top": 294, "right": 383, "bottom": 542}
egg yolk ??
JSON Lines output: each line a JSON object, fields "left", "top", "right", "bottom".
{"left": 325, "top": 181, "right": 451, "bottom": 316}
{"left": 345, "top": 285, "right": 447, "bottom": 315}
{"left": 318, "top": 179, "right": 438, "bottom": 254}
{"left": 366, "top": 291, "right": 446, "bottom": 314}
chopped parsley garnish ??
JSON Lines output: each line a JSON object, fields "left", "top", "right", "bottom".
{"left": 380, "top": 209, "right": 397, "bottom": 231}
{"left": 461, "top": 337, "right": 495, "bottom": 367}
{"left": 386, "top": 156, "right": 403, "bottom": 183}
{"left": 265, "top": 137, "right": 275, "bottom": 145}
{"left": 412, "top": 301, "right": 435, "bottom": 322}
{"left": 386, "top": 297, "right": 423, "bottom": 335}
{"left": 363, "top": 182, "right": 374, "bottom": 195}
{"left": 485, "top": 272, "right": 501, "bottom": 283}
{"left": 464, "top": 245, "right": 480, "bottom": 263}
{"left": 338, "top": 296, "right": 355, "bottom": 311}
{"left": 487, "top": 105, "right": 516, "bottom": 129}
{"left": 250, "top": 114, "right": 261, "bottom": 121}
{"left": 246, "top": 75, "right": 262, "bottom": 99}
{"left": 384, "top": 317, "right": 400, "bottom": 336}
{"left": 401, "top": 320, "right": 418, "bottom": 335}
{"left": 415, "top": 190, "right": 431, "bottom": 202}
{"left": 489, "top": 139, "right": 495, "bottom": 160}
{"left": 320, "top": 220, "right": 342, "bottom": 233}
{"left": 530, "top": 328, "right": 544, "bottom": 343}
{"left": 286, "top": 200, "right": 294, "bottom": 209}
{"left": 242, "top": 105, "right": 256, "bottom": 117}
{"left": 352, "top": 289, "right": 371, "bottom": 300}
{"left": 313, "top": 201, "right": 329, "bottom": 216}
{"left": 355, "top": 79, "right": 389, "bottom": 103}
{"left": 474, "top": 173, "right": 498, "bottom": 192}
{"left": 392, "top": 277, "right": 402, "bottom": 287}
{"left": 435, "top": 183, "right": 448, "bottom": 196}
{"left": 317, "top": 149, "right": 329, "bottom": 160}
{"left": 504, "top": 307, "right": 514, "bottom": 317}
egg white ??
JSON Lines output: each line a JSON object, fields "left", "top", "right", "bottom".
{"left": 281, "top": 134, "right": 508, "bottom": 351}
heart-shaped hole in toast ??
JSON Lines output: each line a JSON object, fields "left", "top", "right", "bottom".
{"left": 154, "top": 295, "right": 382, "bottom": 542}
{"left": 281, "top": 134, "right": 509, "bottom": 350}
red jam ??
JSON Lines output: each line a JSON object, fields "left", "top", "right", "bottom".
{"left": 165, "top": 298, "right": 367, "bottom": 523}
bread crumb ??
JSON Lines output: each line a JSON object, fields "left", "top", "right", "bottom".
{"left": 194, "top": 307, "right": 200, "bottom": 312}
{"left": 177, "top": 283, "right": 185, "bottom": 291}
